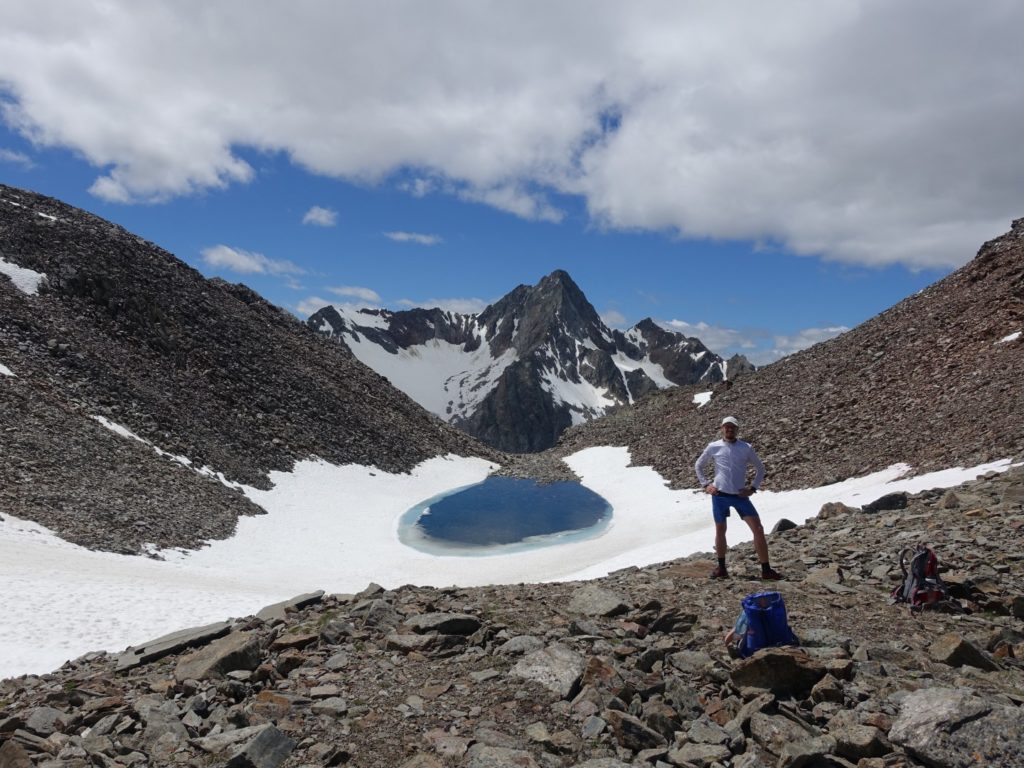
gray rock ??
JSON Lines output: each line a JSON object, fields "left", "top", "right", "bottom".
{"left": 175, "top": 630, "right": 261, "bottom": 681}
{"left": 667, "top": 741, "right": 732, "bottom": 767}
{"left": 830, "top": 723, "right": 889, "bottom": 761}
{"left": 225, "top": 725, "right": 296, "bottom": 768}
{"left": 603, "top": 710, "right": 666, "bottom": 751}
{"left": 771, "top": 518, "right": 798, "bottom": 533}
{"left": 667, "top": 649, "right": 714, "bottom": 674}
{"left": 498, "top": 635, "right": 546, "bottom": 656}
{"left": 116, "top": 621, "right": 234, "bottom": 671}
{"left": 929, "top": 632, "right": 1000, "bottom": 671}
{"left": 135, "top": 699, "right": 188, "bottom": 749}
{"left": 404, "top": 612, "right": 482, "bottom": 635}
{"left": 581, "top": 715, "right": 607, "bottom": 739}
{"left": 398, "top": 755, "right": 445, "bottom": 768}
{"left": 748, "top": 712, "right": 817, "bottom": 756}
{"left": 510, "top": 644, "right": 585, "bottom": 698}
{"left": 730, "top": 648, "right": 827, "bottom": 696}
{"left": 465, "top": 744, "right": 540, "bottom": 767}
{"left": 311, "top": 697, "right": 348, "bottom": 717}
{"left": 890, "top": 687, "right": 1024, "bottom": 768}
{"left": 777, "top": 735, "right": 836, "bottom": 768}
{"left": 255, "top": 590, "right": 324, "bottom": 622}
{"left": 0, "top": 739, "right": 32, "bottom": 768}
{"left": 567, "top": 585, "right": 629, "bottom": 617}
{"left": 23, "top": 707, "right": 69, "bottom": 737}
{"left": 193, "top": 724, "right": 269, "bottom": 754}
{"left": 862, "top": 492, "right": 908, "bottom": 512}
{"left": 687, "top": 715, "right": 730, "bottom": 745}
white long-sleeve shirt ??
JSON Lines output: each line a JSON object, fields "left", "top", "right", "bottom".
{"left": 694, "top": 439, "right": 765, "bottom": 493}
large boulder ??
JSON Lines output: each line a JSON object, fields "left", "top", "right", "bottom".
{"left": 889, "top": 687, "right": 1024, "bottom": 768}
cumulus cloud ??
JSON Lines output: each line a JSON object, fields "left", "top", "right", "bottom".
{"left": 662, "top": 320, "right": 758, "bottom": 355}
{"left": 384, "top": 231, "right": 443, "bottom": 246}
{"left": 2, "top": 3, "right": 1022, "bottom": 266}
{"left": 200, "top": 245, "right": 304, "bottom": 275}
{"left": 0, "top": 148, "right": 33, "bottom": 168}
{"left": 328, "top": 285, "right": 381, "bottom": 303}
{"left": 302, "top": 206, "right": 337, "bottom": 226}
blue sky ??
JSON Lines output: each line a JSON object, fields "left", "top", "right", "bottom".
{"left": 2, "top": 3, "right": 1022, "bottom": 364}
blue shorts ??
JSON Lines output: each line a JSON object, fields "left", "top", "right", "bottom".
{"left": 712, "top": 493, "right": 759, "bottom": 525}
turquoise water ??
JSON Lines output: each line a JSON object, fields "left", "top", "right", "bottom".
{"left": 398, "top": 476, "right": 613, "bottom": 556}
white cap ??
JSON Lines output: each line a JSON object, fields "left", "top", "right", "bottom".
{"left": 721, "top": 416, "right": 739, "bottom": 427}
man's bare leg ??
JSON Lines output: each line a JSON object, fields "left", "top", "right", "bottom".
{"left": 743, "top": 515, "right": 770, "bottom": 564}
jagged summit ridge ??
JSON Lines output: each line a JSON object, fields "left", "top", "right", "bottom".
{"left": 309, "top": 270, "right": 751, "bottom": 452}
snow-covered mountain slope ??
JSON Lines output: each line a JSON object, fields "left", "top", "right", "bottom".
{"left": 309, "top": 271, "right": 753, "bottom": 452}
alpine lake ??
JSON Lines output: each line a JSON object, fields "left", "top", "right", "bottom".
{"left": 398, "top": 476, "right": 613, "bottom": 556}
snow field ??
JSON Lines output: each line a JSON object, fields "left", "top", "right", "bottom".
{"left": 0, "top": 446, "right": 1014, "bottom": 679}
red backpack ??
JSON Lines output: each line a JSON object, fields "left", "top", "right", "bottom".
{"left": 891, "top": 544, "right": 949, "bottom": 609}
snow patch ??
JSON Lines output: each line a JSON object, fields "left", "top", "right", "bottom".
{"left": 335, "top": 306, "right": 390, "bottom": 330}
{"left": 0, "top": 362, "right": 15, "bottom": 377}
{"left": 345, "top": 330, "right": 517, "bottom": 421}
{"left": 612, "top": 351, "right": 675, "bottom": 390}
{"left": 541, "top": 370, "right": 617, "bottom": 424}
{"left": 693, "top": 391, "right": 713, "bottom": 407}
{"left": 996, "top": 330, "right": 1021, "bottom": 344}
{"left": 0, "top": 449, "right": 1015, "bottom": 678}
{"left": 0, "top": 257, "right": 47, "bottom": 295}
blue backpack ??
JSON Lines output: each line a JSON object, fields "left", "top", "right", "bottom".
{"left": 736, "top": 591, "right": 799, "bottom": 658}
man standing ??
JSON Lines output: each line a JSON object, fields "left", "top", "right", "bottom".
{"left": 695, "top": 416, "right": 782, "bottom": 580}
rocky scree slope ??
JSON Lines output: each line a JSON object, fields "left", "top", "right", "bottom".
{"left": 2, "top": 466, "right": 1023, "bottom": 767}
{"left": 309, "top": 270, "right": 752, "bottom": 454}
{"left": 0, "top": 184, "right": 498, "bottom": 553}
{"left": 551, "top": 219, "right": 1024, "bottom": 491}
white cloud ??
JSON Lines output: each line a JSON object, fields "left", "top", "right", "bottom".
{"left": 296, "top": 296, "right": 332, "bottom": 317}
{"left": 766, "top": 326, "right": 850, "bottom": 362}
{"left": 200, "top": 244, "right": 304, "bottom": 275}
{"left": 601, "top": 309, "right": 627, "bottom": 328}
{"left": 413, "top": 297, "right": 489, "bottom": 315}
{"left": 2, "top": 3, "right": 1022, "bottom": 267}
{"left": 661, "top": 319, "right": 850, "bottom": 366}
{"left": 328, "top": 285, "right": 381, "bottom": 303}
{"left": 0, "top": 148, "right": 33, "bottom": 169}
{"left": 384, "top": 231, "right": 443, "bottom": 246}
{"left": 302, "top": 205, "right": 337, "bottom": 226}
{"left": 662, "top": 320, "right": 757, "bottom": 355}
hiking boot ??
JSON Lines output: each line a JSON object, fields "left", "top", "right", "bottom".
{"left": 710, "top": 565, "right": 729, "bottom": 579}
{"left": 760, "top": 568, "right": 784, "bottom": 581}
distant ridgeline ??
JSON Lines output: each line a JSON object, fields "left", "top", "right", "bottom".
{"left": 308, "top": 270, "right": 754, "bottom": 452}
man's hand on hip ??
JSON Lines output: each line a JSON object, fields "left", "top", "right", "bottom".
{"left": 704, "top": 484, "right": 718, "bottom": 495}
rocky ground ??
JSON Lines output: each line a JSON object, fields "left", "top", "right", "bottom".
{"left": 3, "top": 464, "right": 1022, "bottom": 768}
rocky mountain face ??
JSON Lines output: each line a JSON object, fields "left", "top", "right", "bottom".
{"left": 309, "top": 271, "right": 749, "bottom": 453}
{"left": 549, "top": 218, "right": 1024, "bottom": 491}
{"left": 2, "top": 467, "right": 1023, "bottom": 767}
{"left": 0, "top": 184, "right": 497, "bottom": 553}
